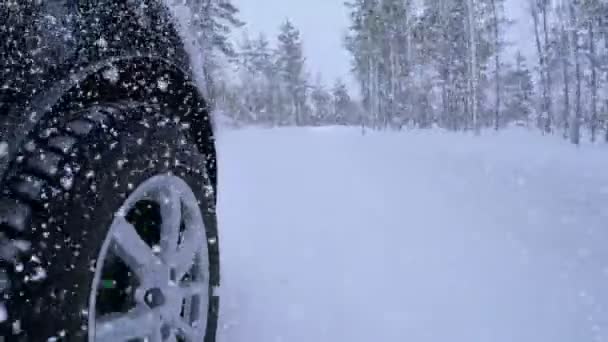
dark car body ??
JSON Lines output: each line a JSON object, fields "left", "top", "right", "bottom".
{"left": 0, "top": 0, "right": 217, "bottom": 190}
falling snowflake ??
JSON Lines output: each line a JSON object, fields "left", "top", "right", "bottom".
{"left": 157, "top": 78, "right": 169, "bottom": 92}
{"left": 0, "top": 142, "right": 8, "bottom": 158}
{"left": 102, "top": 66, "right": 120, "bottom": 84}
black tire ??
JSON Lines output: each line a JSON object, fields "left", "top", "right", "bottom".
{"left": 0, "top": 104, "right": 220, "bottom": 341}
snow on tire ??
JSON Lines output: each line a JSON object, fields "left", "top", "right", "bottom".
{"left": 0, "top": 104, "right": 219, "bottom": 341}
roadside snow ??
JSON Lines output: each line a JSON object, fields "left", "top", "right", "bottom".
{"left": 216, "top": 127, "right": 608, "bottom": 342}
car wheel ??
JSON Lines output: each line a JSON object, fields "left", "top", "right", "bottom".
{"left": 0, "top": 103, "right": 219, "bottom": 341}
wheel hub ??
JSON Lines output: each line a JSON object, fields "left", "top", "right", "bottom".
{"left": 144, "top": 288, "right": 165, "bottom": 309}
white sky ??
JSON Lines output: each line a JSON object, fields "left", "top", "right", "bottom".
{"left": 505, "top": 0, "right": 536, "bottom": 62}
{"left": 232, "top": 0, "right": 354, "bottom": 90}
{"left": 233, "top": 0, "right": 534, "bottom": 93}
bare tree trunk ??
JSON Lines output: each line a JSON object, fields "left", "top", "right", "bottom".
{"left": 368, "top": 51, "right": 376, "bottom": 129}
{"left": 559, "top": 3, "right": 570, "bottom": 139}
{"left": 375, "top": 59, "right": 382, "bottom": 129}
{"left": 467, "top": 0, "right": 479, "bottom": 135}
{"left": 570, "top": 2, "right": 581, "bottom": 145}
{"left": 440, "top": 0, "right": 450, "bottom": 129}
{"left": 541, "top": 2, "right": 553, "bottom": 133}
{"left": 601, "top": 23, "right": 608, "bottom": 142}
{"left": 589, "top": 20, "right": 598, "bottom": 142}
{"left": 561, "top": 32, "right": 570, "bottom": 139}
{"left": 531, "top": 3, "right": 549, "bottom": 133}
{"left": 604, "top": 26, "right": 608, "bottom": 142}
{"left": 490, "top": 0, "right": 501, "bottom": 130}
{"left": 389, "top": 31, "right": 398, "bottom": 128}
{"left": 366, "top": 49, "right": 373, "bottom": 128}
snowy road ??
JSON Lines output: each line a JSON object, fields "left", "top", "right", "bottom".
{"left": 215, "top": 127, "right": 608, "bottom": 342}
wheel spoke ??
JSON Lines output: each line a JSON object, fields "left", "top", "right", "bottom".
{"left": 149, "top": 324, "right": 163, "bottom": 342}
{"left": 95, "top": 307, "right": 159, "bottom": 342}
{"left": 180, "top": 282, "right": 206, "bottom": 298}
{"left": 173, "top": 227, "right": 204, "bottom": 279}
{"left": 111, "top": 216, "right": 161, "bottom": 275}
{"left": 159, "top": 186, "right": 182, "bottom": 260}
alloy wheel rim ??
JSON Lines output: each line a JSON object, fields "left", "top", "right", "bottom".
{"left": 88, "top": 174, "right": 209, "bottom": 342}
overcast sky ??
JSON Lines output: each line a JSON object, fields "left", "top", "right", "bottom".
{"left": 233, "top": 0, "right": 534, "bottom": 93}
{"left": 232, "top": 0, "right": 354, "bottom": 90}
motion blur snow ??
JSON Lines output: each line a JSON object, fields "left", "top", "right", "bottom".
{"left": 217, "top": 126, "right": 608, "bottom": 342}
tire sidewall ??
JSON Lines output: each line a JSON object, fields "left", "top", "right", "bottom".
{"left": 13, "top": 113, "right": 218, "bottom": 340}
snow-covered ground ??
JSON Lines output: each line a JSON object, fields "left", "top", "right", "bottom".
{"left": 215, "top": 127, "right": 608, "bottom": 342}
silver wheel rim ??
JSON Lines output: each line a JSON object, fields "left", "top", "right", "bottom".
{"left": 88, "top": 175, "right": 209, "bottom": 342}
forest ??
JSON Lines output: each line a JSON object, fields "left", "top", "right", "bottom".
{"left": 189, "top": 0, "right": 608, "bottom": 145}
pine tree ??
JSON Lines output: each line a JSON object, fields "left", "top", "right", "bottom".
{"left": 252, "top": 33, "right": 282, "bottom": 125}
{"left": 185, "top": 0, "right": 243, "bottom": 103}
{"left": 504, "top": 52, "right": 534, "bottom": 125}
{"left": 345, "top": 0, "right": 416, "bottom": 129}
{"left": 416, "top": 0, "right": 483, "bottom": 130}
{"left": 478, "top": 0, "right": 509, "bottom": 130}
{"left": 276, "top": 20, "right": 308, "bottom": 126}
{"left": 529, "top": 0, "right": 554, "bottom": 133}
{"left": 577, "top": 0, "right": 603, "bottom": 142}
{"left": 310, "top": 75, "right": 332, "bottom": 125}
{"left": 332, "top": 79, "right": 353, "bottom": 125}
{"left": 345, "top": 0, "right": 381, "bottom": 128}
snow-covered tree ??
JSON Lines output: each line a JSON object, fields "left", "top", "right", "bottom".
{"left": 345, "top": 0, "right": 415, "bottom": 129}
{"left": 332, "top": 79, "right": 354, "bottom": 125}
{"left": 503, "top": 52, "right": 534, "bottom": 125}
{"left": 185, "top": 0, "right": 243, "bottom": 100}
{"left": 310, "top": 75, "right": 332, "bottom": 125}
{"left": 276, "top": 20, "right": 308, "bottom": 126}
